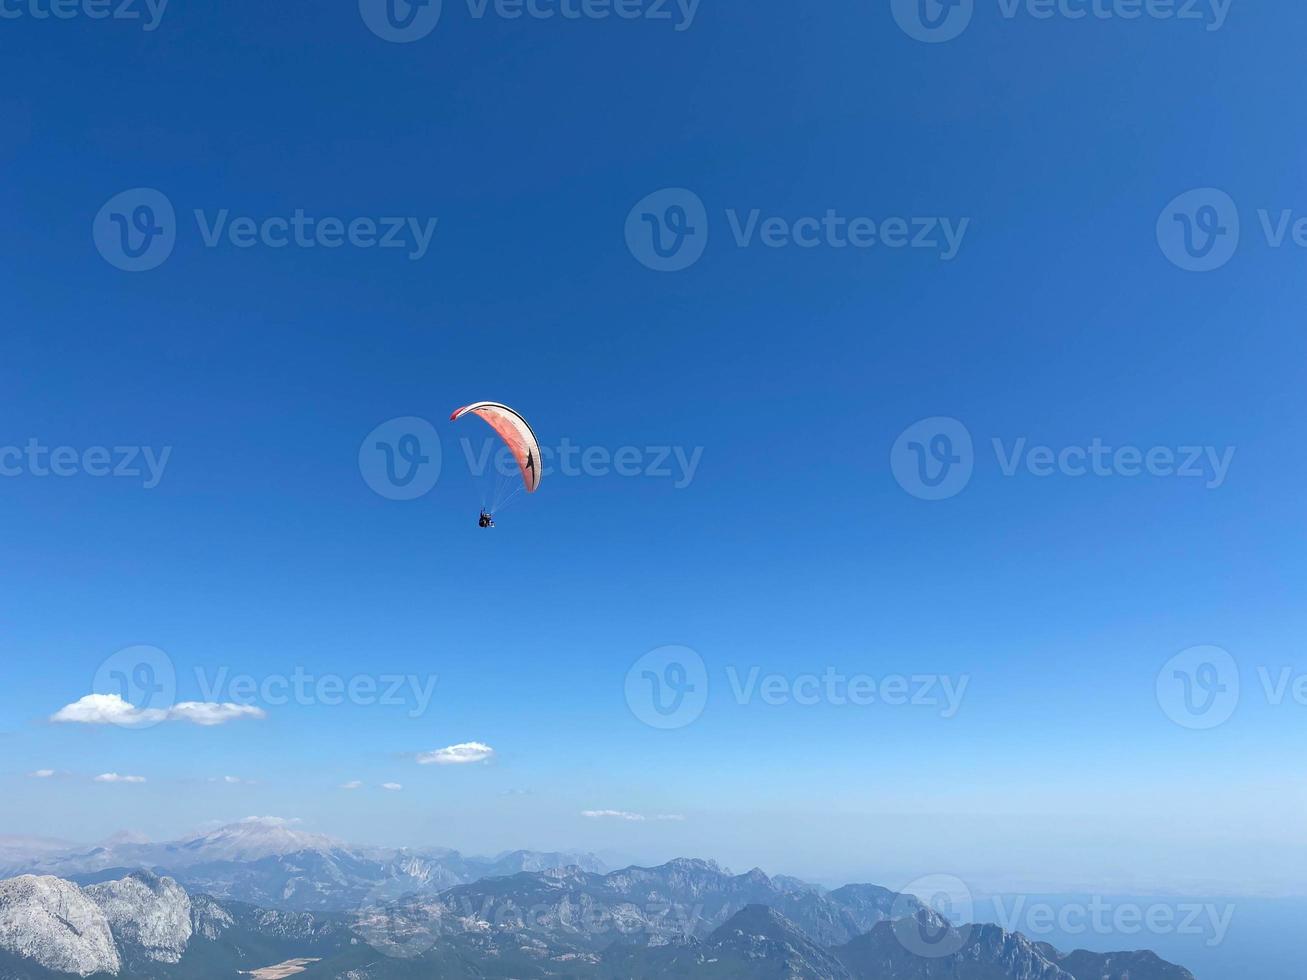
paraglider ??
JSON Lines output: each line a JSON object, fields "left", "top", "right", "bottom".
{"left": 450, "top": 402, "right": 541, "bottom": 526}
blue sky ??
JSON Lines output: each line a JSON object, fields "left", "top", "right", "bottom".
{"left": 1, "top": 0, "right": 1304, "bottom": 898}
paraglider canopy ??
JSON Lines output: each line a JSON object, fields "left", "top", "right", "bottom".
{"left": 450, "top": 401, "right": 542, "bottom": 494}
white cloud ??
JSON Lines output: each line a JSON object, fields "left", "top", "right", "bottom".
{"left": 169, "top": 702, "right": 265, "bottom": 726}
{"left": 581, "top": 810, "right": 685, "bottom": 822}
{"left": 29, "top": 769, "right": 56, "bottom": 778}
{"left": 416, "top": 742, "right": 495, "bottom": 766}
{"left": 94, "top": 773, "right": 146, "bottom": 784}
{"left": 208, "top": 775, "right": 245, "bottom": 784}
{"left": 50, "top": 694, "right": 265, "bottom": 727}
{"left": 340, "top": 780, "right": 363, "bottom": 790}
{"left": 52, "top": 694, "right": 154, "bottom": 726}
{"left": 381, "top": 782, "right": 403, "bottom": 791}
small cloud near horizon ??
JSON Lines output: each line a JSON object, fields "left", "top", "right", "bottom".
{"left": 94, "top": 773, "right": 146, "bottom": 784}
{"left": 340, "top": 780, "right": 363, "bottom": 790}
{"left": 582, "top": 810, "right": 685, "bottom": 822}
{"left": 52, "top": 693, "right": 265, "bottom": 727}
{"left": 29, "top": 769, "right": 56, "bottom": 778}
{"left": 381, "top": 782, "right": 403, "bottom": 791}
{"left": 416, "top": 741, "right": 495, "bottom": 766}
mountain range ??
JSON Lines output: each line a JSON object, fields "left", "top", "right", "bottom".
{"left": 0, "top": 822, "right": 1197, "bottom": 979}
{"left": 0, "top": 819, "right": 606, "bottom": 912}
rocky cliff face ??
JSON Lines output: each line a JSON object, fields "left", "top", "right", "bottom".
{"left": 187, "top": 894, "right": 233, "bottom": 942}
{"left": 836, "top": 915, "right": 1074, "bottom": 980}
{"left": 0, "top": 875, "right": 120, "bottom": 977}
{"left": 84, "top": 872, "right": 191, "bottom": 964}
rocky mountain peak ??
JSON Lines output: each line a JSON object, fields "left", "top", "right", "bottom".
{"left": 0, "top": 874, "right": 121, "bottom": 977}
{"left": 646, "top": 857, "right": 722, "bottom": 878}
{"left": 84, "top": 870, "right": 192, "bottom": 964}
{"left": 711, "top": 903, "right": 798, "bottom": 940}
{"left": 175, "top": 818, "right": 341, "bottom": 863}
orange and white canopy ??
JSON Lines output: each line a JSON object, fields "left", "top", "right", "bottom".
{"left": 450, "top": 401, "right": 542, "bottom": 493}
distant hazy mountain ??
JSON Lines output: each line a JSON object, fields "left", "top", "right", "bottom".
{"left": 397, "top": 858, "right": 926, "bottom": 951}
{"left": 0, "top": 838, "right": 78, "bottom": 870}
{"left": 834, "top": 914, "right": 1198, "bottom": 980}
{"left": 1048, "top": 945, "right": 1198, "bottom": 980}
{"left": 2, "top": 819, "right": 605, "bottom": 913}
{"left": 3, "top": 819, "right": 346, "bottom": 879}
